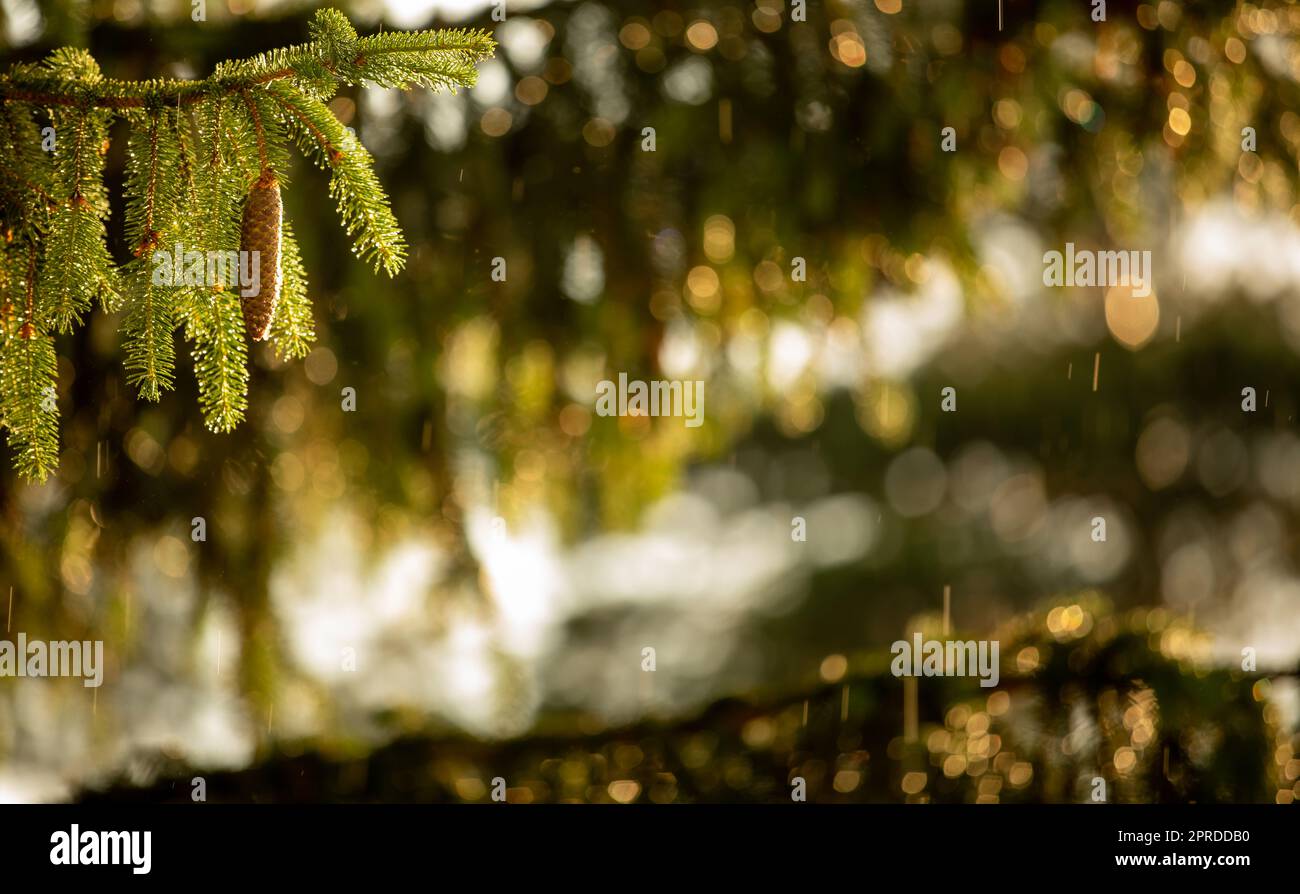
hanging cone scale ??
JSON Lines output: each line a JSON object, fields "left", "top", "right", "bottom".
{"left": 238, "top": 168, "right": 282, "bottom": 341}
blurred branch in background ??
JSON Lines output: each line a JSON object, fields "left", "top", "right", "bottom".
{"left": 85, "top": 602, "right": 1292, "bottom": 803}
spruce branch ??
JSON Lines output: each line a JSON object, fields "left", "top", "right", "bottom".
{"left": 121, "top": 269, "right": 177, "bottom": 403}
{"left": 187, "top": 285, "right": 249, "bottom": 433}
{"left": 0, "top": 9, "right": 495, "bottom": 109}
{"left": 269, "top": 219, "right": 314, "bottom": 361}
{"left": 120, "top": 105, "right": 185, "bottom": 401}
{"left": 0, "top": 11, "right": 493, "bottom": 481}
{"left": 0, "top": 103, "right": 58, "bottom": 238}
{"left": 41, "top": 197, "right": 120, "bottom": 329}
{"left": 267, "top": 81, "right": 405, "bottom": 274}
{"left": 0, "top": 332, "right": 59, "bottom": 481}
{"left": 20, "top": 242, "right": 37, "bottom": 339}
{"left": 240, "top": 88, "right": 272, "bottom": 172}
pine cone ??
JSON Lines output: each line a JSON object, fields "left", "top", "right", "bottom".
{"left": 238, "top": 169, "right": 282, "bottom": 341}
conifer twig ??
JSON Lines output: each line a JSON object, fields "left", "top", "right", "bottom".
{"left": 131, "top": 112, "right": 163, "bottom": 257}
{"left": 0, "top": 10, "right": 494, "bottom": 481}
{"left": 239, "top": 89, "right": 271, "bottom": 171}
{"left": 20, "top": 243, "right": 36, "bottom": 339}
{"left": 0, "top": 32, "right": 492, "bottom": 108}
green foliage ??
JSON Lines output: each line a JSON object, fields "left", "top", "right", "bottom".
{"left": 187, "top": 286, "right": 249, "bottom": 433}
{"left": 121, "top": 266, "right": 177, "bottom": 402}
{"left": 0, "top": 101, "right": 56, "bottom": 244}
{"left": 0, "top": 10, "right": 495, "bottom": 480}
{"left": 268, "top": 80, "right": 405, "bottom": 274}
{"left": 271, "top": 220, "right": 314, "bottom": 362}
{"left": 121, "top": 110, "right": 183, "bottom": 400}
{"left": 0, "top": 333, "right": 58, "bottom": 481}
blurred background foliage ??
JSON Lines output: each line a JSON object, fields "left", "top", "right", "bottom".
{"left": 1, "top": 0, "right": 1299, "bottom": 802}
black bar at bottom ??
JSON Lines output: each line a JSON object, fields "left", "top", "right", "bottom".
{"left": 0, "top": 803, "right": 1294, "bottom": 881}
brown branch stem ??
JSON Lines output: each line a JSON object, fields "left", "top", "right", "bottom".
{"left": 240, "top": 90, "right": 270, "bottom": 173}
{"left": 269, "top": 93, "right": 341, "bottom": 165}
{"left": 19, "top": 242, "right": 37, "bottom": 339}
{"left": 0, "top": 40, "right": 487, "bottom": 110}
{"left": 133, "top": 111, "right": 162, "bottom": 256}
